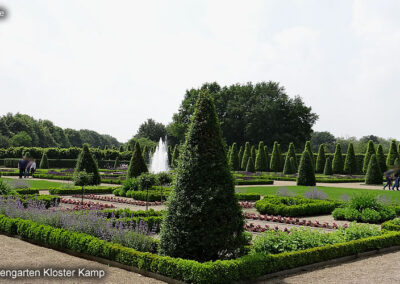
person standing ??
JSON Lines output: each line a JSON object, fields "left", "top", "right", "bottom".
{"left": 393, "top": 174, "right": 400, "bottom": 191}
{"left": 18, "top": 156, "right": 28, "bottom": 179}
{"left": 30, "top": 159, "right": 37, "bottom": 177}
{"left": 383, "top": 174, "right": 392, "bottom": 190}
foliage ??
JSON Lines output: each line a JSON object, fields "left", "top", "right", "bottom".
{"left": 72, "top": 170, "right": 93, "bottom": 187}
{"left": 74, "top": 144, "right": 101, "bottom": 185}
{"left": 365, "top": 154, "right": 382, "bottom": 185}
{"left": 0, "top": 180, "right": 12, "bottom": 195}
{"left": 160, "top": 91, "right": 245, "bottom": 262}
{"left": 286, "top": 142, "right": 297, "bottom": 170}
{"left": 254, "top": 195, "right": 339, "bottom": 217}
{"left": 114, "top": 156, "right": 120, "bottom": 168}
{"left": 157, "top": 172, "right": 172, "bottom": 185}
{"left": 283, "top": 153, "right": 296, "bottom": 174}
{"left": 386, "top": 140, "right": 399, "bottom": 167}
{"left": 297, "top": 150, "right": 316, "bottom": 186}
{"left": 323, "top": 157, "right": 333, "bottom": 175}
{"left": 138, "top": 173, "right": 157, "bottom": 191}
{"left": 251, "top": 223, "right": 381, "bottom": 255}
{"left": 304, "top": 141, "right": 314, "bottom": 170}
{"left": 127, "top": 143, "right": 148, "bottom": 178}
{"left": 310, "top": 131, "right": 336, "bottom": 152}
{"left": 374, "top": 144, "right": 385, "bottom": 173}
{"left": 332, "top": 143, "right": 344, "bottom": 174}
{"left": 48, "top": 186, "right": 116, "bottom": 195}
{"left": 171, "top": 145, "right": 179, "bottom": 168}
{"left": 10, "top": 131, "right": 33, "bottom": 147}
{"left": 246, "top": 156, "right": 255, "bottom": 173}
{"left": 39, "top": 152, "right": 49, "bottom": 169}
{"left": 315, "top": 144, "right": 326, "bottom": 173}
{"left": 238, "top": 146, "right": 244, "bottom": 169}
{"left": 229, "top": 143, "right": 240, "bottom": 170}
{"left": 255, "top": 141, "right": 268, "bottom": 172}
{"left": 241, "top": 142, "right": 251, "bottom": 170}
{"left": 270, "top": 141, "right": 281, "bottom": 172}
{"left": 363, "top": 140, "right": 376, "bottom": 173}
{"left": 135, "top": 118, "right": 167, "bottom": 142}
{"left": 344, "top": 143, "right": 357, "bottom": 174}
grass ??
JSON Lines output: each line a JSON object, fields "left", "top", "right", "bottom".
{"left": 0, "top": 178, "right": 68, "bottom": 189}
{"left": 235, "top": 185, "right": 400, "bottom": 203}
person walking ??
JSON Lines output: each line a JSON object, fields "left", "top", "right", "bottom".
{"left": 393, "top": 174, "right": 400, "bottom": 191}
{"left": 25, "top": 159, "right": 32, "bottom": 178}
{"left": 29, "top": 159, "right": 37, "bottom": 177}
{"left": 18, "top": 156, "right": 28, "bottom": 179}
{"left": 383, "top": 174, "right": 392, "bottom": 190}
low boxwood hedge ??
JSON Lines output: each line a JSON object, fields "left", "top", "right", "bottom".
{"left": 15, "top": 188, "right": 40, "bottom": 195}
{"left": 48, "top": 186, "right": 118, "bottom": 195}
{"left": 382, "top": 219, "right": 400, "bottom": 231}
{"left": 1, "top": 214, "right": 400, "bottom": 283}
{"left": 100, "top": 208, "right": 164, "bottom": 218}
{"left": 235, "top": 193, "right": 261, "bottom": 201}
{"left": 255, "top": 195, "right": 341, "bottom": 217}
{"left": 236, "top": 179, "right": 274, "bottom": 185}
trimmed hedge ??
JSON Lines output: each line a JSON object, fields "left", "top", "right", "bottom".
{"left": 255, "top": 195, "right": 341, "bottom": 217}
{"left": 48, "top": 186, "right": 118, "bottom": 195}
{"left": 15, "top": 188, "right": 40, "bottom": 195}
{"left": 1, "top": 214, "right": 400, "bottom": 283}
{"left": 100, "top": 208, "right": 164, "bottom": 218}
{"left": 235, "top": 193, "right": 261, "bottom": 201}
{"left": 236, "top": 179, "right": 274, "bottom": 185}
{"left": 382, "top": 219, "right": 400, "bottom": 231}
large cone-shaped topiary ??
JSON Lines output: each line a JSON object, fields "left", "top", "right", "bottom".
{"left": 39, "top": 152, "right": 49, "bottom": 169}
{"left": 376, "top": 144, "right": 386, "bottom": 173}
{"left": 74, "top": 144, "right": 101, "bottom": 185}
{"left": 127, "top": 143, "right": 148, "bottom": 178}
{"left": 386, "top": 140, "right": 399, "bottom": 167}
{"left": 332, "top": 143, "right": 344, "bottom": 174}
{"left": 315, "top": 144, "right": 326, "bottom": 173}
{"left": 344, "top": 143, "right": 357, "bottom": 174}
{"left": 363, "top": 140, "right": 376, "bottom": 173}
{"left": 270, "top": 141, "right": 281, "bottom": 172}
{"left": 297, "top": 150, "right": 316, "bottom": 186}
{"left": 160, "top": 92, "right": 245, "bottom": 262}
{"left": 365, "top": 154, "right": 382, "bottom": 185}
{"left": 246, "top": 156, "right": 255, "bottom": 172}
{"left": 286, "top": 142, "right": 297, "bottom": 170}
{"left": 229, "top": 143, "right": 240, "bottom": 170}
{"left": 241, "top": 142, "right": 251, "bottom": 170}
{"left": 255, "top": 141, "right": 268, "bottom": 171}
{"left": 323, "top": 156, "right": 333, "bottom": 175}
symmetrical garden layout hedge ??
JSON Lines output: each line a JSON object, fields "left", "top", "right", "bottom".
{"left": 1, "top": 214, "right": 400, "bottom": 283}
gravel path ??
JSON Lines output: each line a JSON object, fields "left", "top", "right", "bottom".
{"left": 266, "top": 249, "right": 400, "bottom": 284}
{"left": 0, "top": 235, "right": 165, "bottom": 284}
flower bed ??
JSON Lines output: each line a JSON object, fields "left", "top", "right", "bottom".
{"left": 239, "top": 201, "right": 255, "bottom": 208}
{"left": 60, "top": 198, "right": 116, "bottom": 210}
{"left": 1, "top": 214, "right": 400, "bottom": 283}
{"left": 243, "top": 212, "right": 346, "bottom": 229}
{"left": 255, "top": 195, "right": 341, "bottom": 217}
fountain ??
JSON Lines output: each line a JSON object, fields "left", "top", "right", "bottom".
{"left": 149, "top": 137, "right": 170, "bottom": 173}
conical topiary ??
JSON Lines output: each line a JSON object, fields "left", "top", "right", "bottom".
{"left": 127, "top": 143, "right": 148, "bottom": 178}
{"left": 142, "top": 146, "right": 150, "bottom": 165}
{"left": 304, "top": 141, "right": 314, "bottom": 170}
{"left": 386, "top": 140, "right": 399, "bottom": 167}
{"left": 270, "top": 141, "right": 281, "bottom": 172}
{"left": 246, "top": 156, "right": 255, "bottom": 172}
{"left": 297, "top": 150, "right": 316, "bottom": 186}
{"left": 365, "top": 154, "right": 382, "bottom": 185}
{"left": 255, "top": 141, "right": 268, "bottom": 172}
{"left": 114, "top": 156, "right": 120, "bottom": 169}
{"left": 119, "top": 145, "right": 124, "bottom": 152}
{"left": 283, "top": 153, "right": 295, "bottom": 174}
{"left": 171, "top": 145, "right": 179, "bottom": 168}
{"left": 250, "top": 145, "right": 256, "bottom": 164}
{"left": 344, "top": 143, "right": 357, "bottom": 174}
{"left": 362, "top": 140, "right": 376, "bottom": 173}
{"left": 238, "top": 146, "right": 244, "bottom": 169}
{"left": 332, "top": 143, "right": 344, "bottom": 174}
{"left": 264, "top": 145, "right": 270, "bottom": 171}
{"left": 74, "top": 144, "right": 101, "bottom": 185}
{"left": 277, "top": 144, "right": 284, "bottom": 171}
{"left": 241, "top": 142, "right": 251, "bottom": 170}
{"left": 290, "top": 157, "right": 297, "bottom": 173}
{"left": 229, "top": 143, "right": 240, "bottom": 171}
{"left": 376, "top": 144, "right": 386, "bottom": 173}
{"left": 286, "top": 142, "right": 297, "bottom": 170}
{"left": 323, "top": 157, "right": 333, "bottom": 175}
{"left": 315, "top": 144, "right": 326, "bottom": 173}
{"left": 39, "top": 152, "right": 49, "bottom": 169}
{"left": 160, "top": 91, "right": 245, "bottom": 262}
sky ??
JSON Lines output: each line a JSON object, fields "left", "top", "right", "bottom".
{"left": 0, "top": 0, "right": 399, "bottom": 142}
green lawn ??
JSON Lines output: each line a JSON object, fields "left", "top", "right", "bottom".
{"left": 235, "top": 185, "right": 400, "bottom": 203}
{"left": 1, "top": 178, "right": 68, "bottom": 189}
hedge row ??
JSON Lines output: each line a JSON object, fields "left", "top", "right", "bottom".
{"left": 108, "top": 216, "right": 163, "bottom": 231}
{"left": 100, "top": 208, "right": 164, "bottom": 218}
{"left": 14, "top": 189, "right": 40, "bottom": 195}
{"left": 1, "top": 214, "right": 400, "bottom": 283}
{"left": 235, "top": 193, "right": 261, "bottom": 201}
{"left": 236, "top": 179, "right": 274, "bottom": 185}
{"left": 258, "top": 176, "right": 367, "bottom": 183}
{"left": 382, "top": 219, "right": 400, "bottom": 231}
{"left": 255, "top": 196, "right": 342, "bottom": 217}
{"left": 48, "top": 186, "right": 118, "bottom": 195}
{"left": 2, "top": 158, "right": 130, "bottom": 169}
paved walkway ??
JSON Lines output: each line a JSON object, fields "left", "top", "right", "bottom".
{"left": 0, "top": 235, "right": 164, "bottom": 284}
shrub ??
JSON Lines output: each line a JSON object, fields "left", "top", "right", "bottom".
{"left": 361, "top": 209, "right": 381, "bottom": 223}
{"left": 332, "top": 143, "right": 344, "bottom": 174}
{"left": 157, "top": 172, "right": 172, "bottom": 186}
{"left": 251, "top": 146, "right": 256, "bottom": 165}
{"left": 344, "top": 208, "right": 362, "bottom": 221}
{"left": 255, "top": 141, "right": 268, "bottom": 172}
{"left": 386, "top": 140, "right": 399, "bottom": 167}
{"left": 74, "top": 144, "right": 101, "bottom": 185}
{"left": 270, "top": 141, "right": 281, "bottom": 172}
{"left": 304, "top": 141, "right": 314, "bottom": 170}
{"left": 315, "top": 144, "right": 326, "bottom": 173}
{"left": 123, "top": 178, "right": 140, "bottom": 191}
{"left": 365, "top": 154, "right": 382, "bottom": 185}
{"left": 254, "top": 195, "right": 339, "bottom": 217}
{"left": 323, "top": 157, "right": 333, "bottom": 175}
{"left": 48, "top": 186, "right": 116, "bottom": 195}
{"left": 114, "top": 156, "right": 120, "bottom": 168}
{"left": 297, "top": 150, "right": 316, "bottom": 186}
{"left": 344, "top": 143, "right": 357, "bottom": 174}
{"left": 235, "top": 193, "right": 261, "bottom": 201}
{"left": 246, "top": 156, "right": 255, "bottom": 173}
{"left": 39, "top": 152, "right": 49, "bottom": 169}
{"left": 287, "top": 142, "right": 297, "bottom": 170}
{"left": 235, "top": 179, "right": 273, "bottom": 185}
{"left": 127, "top": 143, "right": 148, "bottom": 178}
{"left": 241, "top": 142, "right": 251, "bottom": 170}
{"left": 171, "top": 145, "right": 179, "bottom": 168}
{"left": 376, "top": 144, "right": 386, "bottom": 173}
{"left": 283, "top": 153, "right": 295, "bottom": 175}
{"left": 229, "top": 143, "right": 240, "bottom": 171}
{"left": 363, "top": 140, "right": 376, "bottom": 173}
{"left": 160, "top": 91, "right": 245, "bottom": 262}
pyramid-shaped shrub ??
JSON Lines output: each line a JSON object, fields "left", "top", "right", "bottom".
{"left": 241, "top": 142, "right": 251, "bottom": 170}
{"left": 39, "top": 152, "right": 49, "bottom": 169}
{"left": 297, "top": 150, "right": 316, "bottom": 186}
{"left": 263, "top": 145, "right": 270, "bottom": 171}
{"left": 304, "top": 141, "right": 314, "bottom": 170}
{"left": 362, "top": 140, "right": 376, "bottom": 173}
{"left": 376, "top": 144, "right": 386, "bottom": 173}
{"left": 287, "top": 142, "right": 297, "bottom": 170}
{"left": 283, "top": 153, "right": 295, "bottom": 174}
{"left": 238, "top": 146, "right": 244, "bottom": 169}
{"left": 255, "top": 141, "right": 268, "bottom": 172}
{"left": 344, "top": 143, "right": 357, "bottom": 174}
{"left": 246, "top": 156, "right": 255, "bottom": 172}
{"left": 270, "top": 141, "right": 281, "bottom": 172}
{"left": 127, "top": 143, "right": 148, "bottom": 178}
{"left": 229, "top": 143, "right": 240, "bottom": 171}
{"left": 160, "top": 92, "right": 245, "bottom": 262}
{"left": 365, "top": 154, "right": 382, "bottom": 185}
{"left": 74, "top": 144, "right": 101, "bottom": 185}
{"left": 386, "top": 140, "right": 399, "bottom": 167}
{"left": 315, "top": 144, "right": 326, "bottom": 173}
{"left": 332, "top": 143, "right": 344, "bottom": 174}
{"left": 114, "top": 156, "right": 120, "bottom": 169}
